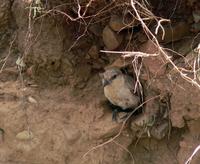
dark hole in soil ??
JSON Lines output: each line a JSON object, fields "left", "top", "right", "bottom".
{"left": 187, "top": 108, "right": 191, "bottom": 112}
{"left": 106, "top": 100, "right": 143, "bottom": 118}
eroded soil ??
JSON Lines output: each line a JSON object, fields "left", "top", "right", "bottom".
{"left": 0, "top": 0, "right": 200, "bottom": 164}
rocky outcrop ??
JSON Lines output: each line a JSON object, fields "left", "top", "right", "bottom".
{"left": 102, "top": 26, "right": 123, "bottom": 50}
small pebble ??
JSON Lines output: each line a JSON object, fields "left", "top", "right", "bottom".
{"left": 16, "top": 130, "right": 33, "bottom": 140}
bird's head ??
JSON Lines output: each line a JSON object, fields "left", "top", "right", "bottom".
{"left": 99, "top": 68, "right": 122, "bottom": 87}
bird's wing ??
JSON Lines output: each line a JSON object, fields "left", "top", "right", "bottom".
{"left": 124, "top": 74, "right": 142, "bottom": 104}
{"left": 124, "top": 75, "right": 136, "bottom": 93}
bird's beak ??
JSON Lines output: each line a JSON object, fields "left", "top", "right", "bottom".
{"left": 102, "top": 79, "right": 110, "bottom": 87}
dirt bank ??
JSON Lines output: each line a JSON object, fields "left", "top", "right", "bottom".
{"left": 0, "top": 0, "right": 200, "bottom": 164}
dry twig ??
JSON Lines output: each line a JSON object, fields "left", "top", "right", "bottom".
{"left": 185, "top": 144, "right": 200, "bottom": 164}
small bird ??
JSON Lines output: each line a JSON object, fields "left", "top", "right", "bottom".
{"left": 100, "top": 68, "right": 140, "bottom": 121}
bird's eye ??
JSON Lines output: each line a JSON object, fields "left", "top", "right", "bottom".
{"left": 113, "top": 74, "right": 117, "bottom": 79}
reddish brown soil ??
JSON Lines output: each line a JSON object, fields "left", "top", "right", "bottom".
{"left": 0, "top": 0, "right": 200, "bottom": 164}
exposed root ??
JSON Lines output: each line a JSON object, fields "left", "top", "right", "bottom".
{"left": 185, "top": 144, "right": 200, "bottom": 164}
{"left": 0, "top": 34, "right": 16, "bottom": 73}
